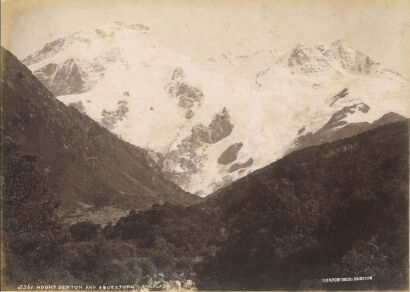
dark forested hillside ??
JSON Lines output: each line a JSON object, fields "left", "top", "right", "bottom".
{"left": 1, "top": 47, "right": 200, "bottom": 222}
{"left": 198, "top": 119, "right": 409, "bottom": 290}
{"left": 55, "top": 119, "right": 408, "bottom": 290}
{"left": 2, "top": 138, "right": 66, "bottom": 285}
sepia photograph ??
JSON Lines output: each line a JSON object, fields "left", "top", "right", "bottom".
{"left": 1, "top": 0, "right": 409, "bottom": 290}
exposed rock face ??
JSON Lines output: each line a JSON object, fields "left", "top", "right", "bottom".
{"left": 23, "top": 38, "right": 66, "bottom": 66}
{"left": 162, "top": 108, "right": 234, "bottom": 191}
{"left": 330, "top": 40, "right": 381, "bottom": 74}
{"left": 32, "top": 58, "right": 105, "bottom": 96}
{"left": 22, "top": 23, "right": 149, "bottom": 96}
{"left": 218, "top": 142, "right": 243, "bottom": 165}
{"left": 298, "top": 126, "right": 306, "bottom": 135}
{"left": 161, "top": 140, "right": 205, "bottom": 188}
{"left": 191, "top": 108, "right": 234, "bottom": 145}
{"left": 320, "top": 103, "right": 370, "bottom": 131}
{"left": 330, "top": 88, "right": 349, "bottom": 106}
{"left": 191, "top": 108, "right": 234, "bottom": 144}
{"left": 2, "top": 47, "right": 201, "bottom": 222}
{"left": 166, "top": 67, "right": 204, "bottom": 119}
{"left": 294, "top": 111, "right": 407, "bottom": 151}
{"left": 229, "top": 158, "right": 254, "bottom": 173}
{"left": 284, "top": 40, "right": 401, "bottom": 76}
{"left": 286, "top": 43, "right": 339, "bottom": 73}
{"left": 101, "top": 100, "right": 129, "bottom": 130}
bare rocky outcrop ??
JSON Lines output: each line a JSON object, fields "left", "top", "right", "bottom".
{"left": 166, "top": 67, "right": 204, "bottom": 119}
{"left": 218, "top": 142, "right": 243, "bottom": 165}
{"left": 32, "top": 58, "right": 105, "bottom": 96}
{"left": 101, "top": 100, "right": 129, "bottom": 130}
{"left": 294, "top": 108, "right": 406, "bottom": 151}
{"left": 191, "top": 108, "right": 234, "bottom": 144}
{"left": 162, "top": 108, "right": 234, "bottom": 190}
{"left": 330, "top": 40, "right": 382, "bottom": 75}
{"left": 229, "top": 158, "right": 254, "bottom": 173}
{"left": 329, "top": 88, "right": 349, "bottom": 106}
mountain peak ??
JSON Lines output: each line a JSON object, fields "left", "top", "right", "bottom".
{"left": 283, "top": 40, "right": 400, "bottom": 76}
{"left": 17, "top": 28, "right": 409, "bottom": 197}
{"left": 2, "top": 46, "right": 201, "bottom": 222}
{"left": 23, "top": 21, "right": 151, "bottom": 67}
{"left": 329, "top": 40, "right": 385, "bottom": 75}
{"left": 114, "top": 21, "right": 150, "bottom": 31}
{"left": 331, "top": 39, "right": 352, "bottom": 47}
{"left": 286, "top": 42, "right": 337, "bottom": 73}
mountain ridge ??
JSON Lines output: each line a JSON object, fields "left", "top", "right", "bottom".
{"left": 21, "top": 22, "right": 410, "bottom": 196}
{"left": 101, "top": 119, "right": 409, "bottom": 290}
{"left": 2, "top": 47, "right": 201, "bottom": 223}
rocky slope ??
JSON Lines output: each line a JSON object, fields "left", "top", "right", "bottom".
{"left": 2, "top": 47, "right": 200, "bottom": 223}
{"left": 293, "top": 110, "right": 407, "bottom": 151}
{"left": 23, "top": 22, "right": 410, "bottom": 196}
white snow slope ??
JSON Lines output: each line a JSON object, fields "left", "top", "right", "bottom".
{"left": 23, "top": 22, "right": 410, "bottom": 196}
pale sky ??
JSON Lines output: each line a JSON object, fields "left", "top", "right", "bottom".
{"left": 2, "top": 0, "right": 409, "bottom": 75}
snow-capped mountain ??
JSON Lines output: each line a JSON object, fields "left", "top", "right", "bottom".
{"left": 23, "top": 21, "right": 410, "bottom": 196}
{"left": 2, "top": 46, "right": 200, "bottom": 226}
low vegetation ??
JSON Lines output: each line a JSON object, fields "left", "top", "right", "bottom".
{"left": 2, "top": 121, "right": 408, "bottom": 290}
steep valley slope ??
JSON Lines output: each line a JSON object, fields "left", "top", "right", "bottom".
{"left": 2, "top": 47, "right": 201, "bottom": 224}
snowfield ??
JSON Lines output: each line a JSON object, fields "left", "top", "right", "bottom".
{"left": 24, "top": 22, "right": 410, "bottom": 196}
